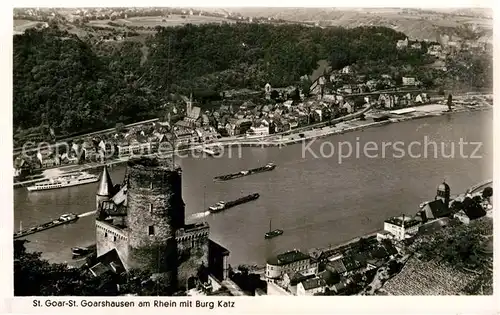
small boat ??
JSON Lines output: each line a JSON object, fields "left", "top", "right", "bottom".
{"left": 72, "top": 246, "right": 91, "bottom": 257}
{"left": 265, "top": 219, "right": 283, "bottom": 239}
{"left": 372, "top": 114, "right": 391, "bottom": 122}
{"left": 200, "top": 146, "right": 223, "bottom": 157}
{"left": 27, "top": 172, "right": 99, "bottom": 192}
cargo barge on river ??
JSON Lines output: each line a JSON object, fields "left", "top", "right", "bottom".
{"left": 14, "top": 213, "right": 79, "bottom": 239}
{"left": 209, "top": 193, "right": 260, "bottom": 213}
{"left": 214, "top": 163, "right": 276, "bottom": 181}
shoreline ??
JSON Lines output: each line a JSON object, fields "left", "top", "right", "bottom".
{"left": 13, "top": 104, "right": 491, "bottom": 188}
{"left": 207, "top": 104, "right": 491, "bottom": 148}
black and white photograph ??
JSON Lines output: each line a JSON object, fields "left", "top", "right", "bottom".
{"left": 10, "top": 4, "right": 494, "bottom": 301}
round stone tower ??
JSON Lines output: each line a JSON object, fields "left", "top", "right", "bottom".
{"left": 125, "top": 157, "right": 185, "bottom": 289}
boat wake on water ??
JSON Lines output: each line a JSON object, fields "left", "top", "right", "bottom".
{"left": 78, "top": 210, "right": 96, "bottom": 218}
{"left": 187, "top": 211, "right": 211, "bottom": 220}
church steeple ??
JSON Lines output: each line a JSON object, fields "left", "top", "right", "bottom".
{"left": 96, "top": 165, "right": 114, "bottom": 210}
{"left": 435, "top": 180, "right": 451, "bottom": 210}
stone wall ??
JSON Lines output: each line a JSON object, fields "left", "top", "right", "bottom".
{"left": 96, "top": 220, "right": 129, "bottom": 268}
{"left": 176, "top": 223, "right": 210, "bottom": 287}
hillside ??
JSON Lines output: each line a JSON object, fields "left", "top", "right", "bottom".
{"left": 13, "top": 21, "right": 492, "bottom": 138}
{"left": 201, "top": 7, "right": 493, "bottom": 42}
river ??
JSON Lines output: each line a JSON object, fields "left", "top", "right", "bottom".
{"left": 14, "top": 110, "right": 492, "bottom": 266}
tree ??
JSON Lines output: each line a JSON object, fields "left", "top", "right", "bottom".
{"left": 482, "top": 187, "right": 493, "bottom": 199}
{"left": 291, "top": 88, "right": 301, "bottom": 102}
{"left": 357, "top": 237, "right": 370, "bottom": 252}
{"left": 14, "top": 240, "right": 118, "bottom": 296}
{"left": 411, "top": 218, "right": 492, "bottom": 271}
{"left": 270, "top": 90, "right": 280, "bottom": 100}
{"left": 301, "top": 78, "right": 312, "bottom": 97}
{"left": 387, "top": 260, "right": 403, "bottom": 276}
{"left": 447, "top": 94, "right": 453, "bottom": 111}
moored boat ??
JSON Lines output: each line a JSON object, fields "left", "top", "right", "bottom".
{"left": 72, "top": 246, "right": 91, "bottom": 257}
{"left": 214, "top": 163, "right": 276, "bottom": 182}
{"left": 27, "top": 172, "right": 99, "bottom": 192}
{"left": 200, "top": 146, "right": 223, "bottom": 157}
{"left": 13, "top": 213, "right": 79, "bottom": 239}
{"left": 372, "top": 114, "right": 391, "bottom": 122}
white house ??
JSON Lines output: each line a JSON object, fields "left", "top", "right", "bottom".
{"left": 341, "top": 66, "right": 353, "bottom": 74}
{"left": 427, "top": 44, "right": 443, "bottom": 56}
{"left": 402, "top": 77, "right": 416, "bottom": 86}
{"left": 396, "top": 38, "right": 409, "bottom": 49}
{"left": 411, "top": 42, "right": 422, "bottom": 50}
{"left": 383, "top": 215, "right": 421, "bottom": 240}
{"left": 249, "top": 125, "right": 269, "bottom": 136}
{"left": 342, "top": 101, "right": 353, "bottom": 113}
{"left": 296, "top": 278, "right": 326, "bottom": 296}
{"left": 454, "top": 210, "right": 471, "bottom": 225}
{"left": 266, "top": 250, "right": 318, "bottom": 281}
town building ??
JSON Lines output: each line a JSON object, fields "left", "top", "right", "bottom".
{"left": 93, "top": 158, "right": 230, "bottom": 292}
{"left": 410, "top": 42, "right": 422, "bottom": 50}
{"left": 427, "top": 44, "right": 443, "bottom": 57}
{"left": 266, "top": 249, "right": 318, "bottom": 281}
{"left": 296, "top": 277, "right": 327, "bottom": 296}
{"left": 396, "top": 38, "right": 409, "bottom": 49}
{"left": 176, "top": 95, "right": 202, "bottom": 129}
{"left": 383, "top": 215, "right": 421, "bottom": 240}
{"left": 249, "top": 125, "right": 269, "bottom": 137}
{"left": 402, "top": 77, "right": 417, "bottom": 86}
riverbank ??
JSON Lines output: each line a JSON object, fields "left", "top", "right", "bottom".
{"left": 13, "top": 102, "right": 491, "bottom": 188}
{"left": 209, "top": 102, "right": 491, "bottom": 148}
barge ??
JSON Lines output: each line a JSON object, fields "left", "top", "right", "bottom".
{"left": 214, "top": 163, "right": 276, "bottom": 182}
{"left": 14, "top": 213, "right": 79, "bottom": 239}
{"left": 209, "top": 193, "right": 260, "bottom": 213}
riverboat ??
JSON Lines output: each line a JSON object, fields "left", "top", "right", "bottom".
{"left": 27, "top": 172, "right": 99, "bottom": 192}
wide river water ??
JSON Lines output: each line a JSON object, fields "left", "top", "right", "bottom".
{"left": 14, "top": 111, "right": 492, "bottom": 266}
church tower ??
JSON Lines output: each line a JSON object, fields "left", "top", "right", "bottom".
{"left": 186, "top": 93, "right": 193, "bottom": 117}
{"left": 96, "top": 165, "right": 114, "bottom": 211}
{"left": 435, "top": 181, "right": 451, "bottom": 209}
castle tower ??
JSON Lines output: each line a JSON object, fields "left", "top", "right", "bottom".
{"left": 436, "top": 181, "right": 451, "bottom": 209}
{"left": 125, "top": 157, "right": 185, "bottom": 289}
{"left": 96, "top": 165, "right": 114, "bottom": 211}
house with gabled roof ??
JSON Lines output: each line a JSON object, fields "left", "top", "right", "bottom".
{"left": 297, "top": 277, "right": 326, "bottom": 296}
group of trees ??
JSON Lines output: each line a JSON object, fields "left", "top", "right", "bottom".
{"left": 14, "top": 23, "right": 492, "bottom": 138}
{"left": 14, "top": 240, "right": 118, "bottom": 296}
{"left": 14, "top": 239, "right": 187, "bottom": 296}
{"left": 411, "top": 217, "right": 492, "bottom": 273}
